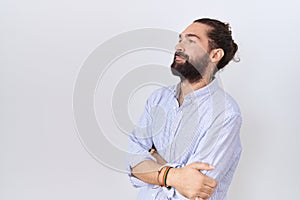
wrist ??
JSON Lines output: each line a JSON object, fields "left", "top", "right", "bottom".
{"left": 157, "top": 166, "right": 165, "bottom": 186}
{"left": 166, "top": 167, "right": 179, "bottom": 188}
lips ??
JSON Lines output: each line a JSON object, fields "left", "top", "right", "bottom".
{"left": 174, "top": 52, "right": 188, "bottom": 63}
{"left": 175, "top": 55, "right": 186, "bottom": 62}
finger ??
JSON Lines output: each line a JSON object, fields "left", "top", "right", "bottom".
{"left": 197, "top": 191, "right": 211, "bottom": 199}
{"left": 199, "top": 185, "right": 215, "bottom": 195}
{"left": 203, "top": 176, "right": 218, "bottom": 188}
{"left": 190, "top": 197, "right": 205, "bottom": 200}
{"left": 188, "top": 162, "right": 215, "bottom": 171}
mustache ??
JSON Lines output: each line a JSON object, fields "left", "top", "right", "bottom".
{"left": 174, "top": 51, "right": 189, "bottom": 60}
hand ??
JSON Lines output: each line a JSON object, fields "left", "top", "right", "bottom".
{"left": 167, "top": 162, "right": 217, "bottom": 200}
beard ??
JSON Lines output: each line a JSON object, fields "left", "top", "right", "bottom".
{"left": 171, "top": 51, "right": 211, "bottom": 83}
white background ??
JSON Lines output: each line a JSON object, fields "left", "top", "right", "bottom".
{"left": 1, "top": 0, "right": 300, "bottom": 199}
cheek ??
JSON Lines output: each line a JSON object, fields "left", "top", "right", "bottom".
{"left": 186, "top": 46, "right": 208, "bottom": 61}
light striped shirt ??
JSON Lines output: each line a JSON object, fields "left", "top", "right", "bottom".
{"left": 127, "top": 78, "right": 242, "bottom": 200}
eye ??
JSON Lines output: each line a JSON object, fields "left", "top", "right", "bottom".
{"left": 188, "top": 38, "right": 195, "bottom": 43}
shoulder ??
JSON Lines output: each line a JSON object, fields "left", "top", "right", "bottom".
{"left": 210, "top": 85, "right": 242, "bottom": 122}
{"left": 146, "top": 84, "right": 175, "bottom": 105}
{"left": 224, "top": 92, "right": 241, "bottom": 117}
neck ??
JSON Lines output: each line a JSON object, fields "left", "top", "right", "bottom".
{"left": 178, "top": 75, "right": 213, "bottom": 106}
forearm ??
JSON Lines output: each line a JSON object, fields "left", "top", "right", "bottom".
{"left": 152, "top": 152, "right": 167, "bottom": 165}
{"left": 131, "top": 159, "right": 178, "bottom": 188}
{"left": 131, "top": 160, "right": 163, "bottom": 185}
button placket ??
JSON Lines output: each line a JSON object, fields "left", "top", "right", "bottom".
{"left": 168, "top": 107, "right": 183, "bottom": 161}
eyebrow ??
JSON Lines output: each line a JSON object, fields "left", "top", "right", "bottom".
{"left": 179, "top": 33, "right": 201, "bottom": 40}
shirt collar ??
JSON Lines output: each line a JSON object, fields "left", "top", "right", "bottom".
{"left": 172, "top": 78, "right": 220, "bottom": 100}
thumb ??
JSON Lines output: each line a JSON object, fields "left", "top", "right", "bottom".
{"left": 188, "top": 162, "right": 215, "bottom": 171}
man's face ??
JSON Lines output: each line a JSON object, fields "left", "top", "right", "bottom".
{"left": 171, "top": 22, "right": 213, "bottom": 82}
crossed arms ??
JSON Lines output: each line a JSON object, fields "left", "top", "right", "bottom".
{"left": 131, "top": 149, "right": 217, "bottom": 200}
{"left": 128, "top": 113, "right": 242, "bottom": 200}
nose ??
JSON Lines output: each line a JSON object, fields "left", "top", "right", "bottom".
{"left": 175, "top": 42, "right": 184, "bottom": 52}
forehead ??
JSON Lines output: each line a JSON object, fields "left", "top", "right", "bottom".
{"left": 181, "top": 23, "right": 211, "bottom": 46}
{"left": 181, "top": 22, "right": 211, "bottom": 37}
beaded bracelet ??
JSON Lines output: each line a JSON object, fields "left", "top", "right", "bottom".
{"left": 157, "top": 165, "right": 173, "bottom": 188}
{"left": 157, "top": 166, "right": 165, "bottom": 186}
{"left": 163, "top": 166, "right": 173, "bottom": 189}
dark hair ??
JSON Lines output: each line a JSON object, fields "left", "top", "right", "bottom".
{"left": 193, "top": 18, "right": 239, "bottom": 70}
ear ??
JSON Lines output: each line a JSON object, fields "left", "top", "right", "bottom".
{"left": 210, "top": 48, "right": 224, "bottom": 63}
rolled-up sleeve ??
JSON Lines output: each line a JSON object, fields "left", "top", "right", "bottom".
{"left": 187, "top": 112, "right": 242, "bottom": 199}
{"left": 127, "top": 99, "right": 156, "bottom": 188}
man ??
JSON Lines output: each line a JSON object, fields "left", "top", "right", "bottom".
{"left": 127, "top": 18, "right": 242, "bottom": 200}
